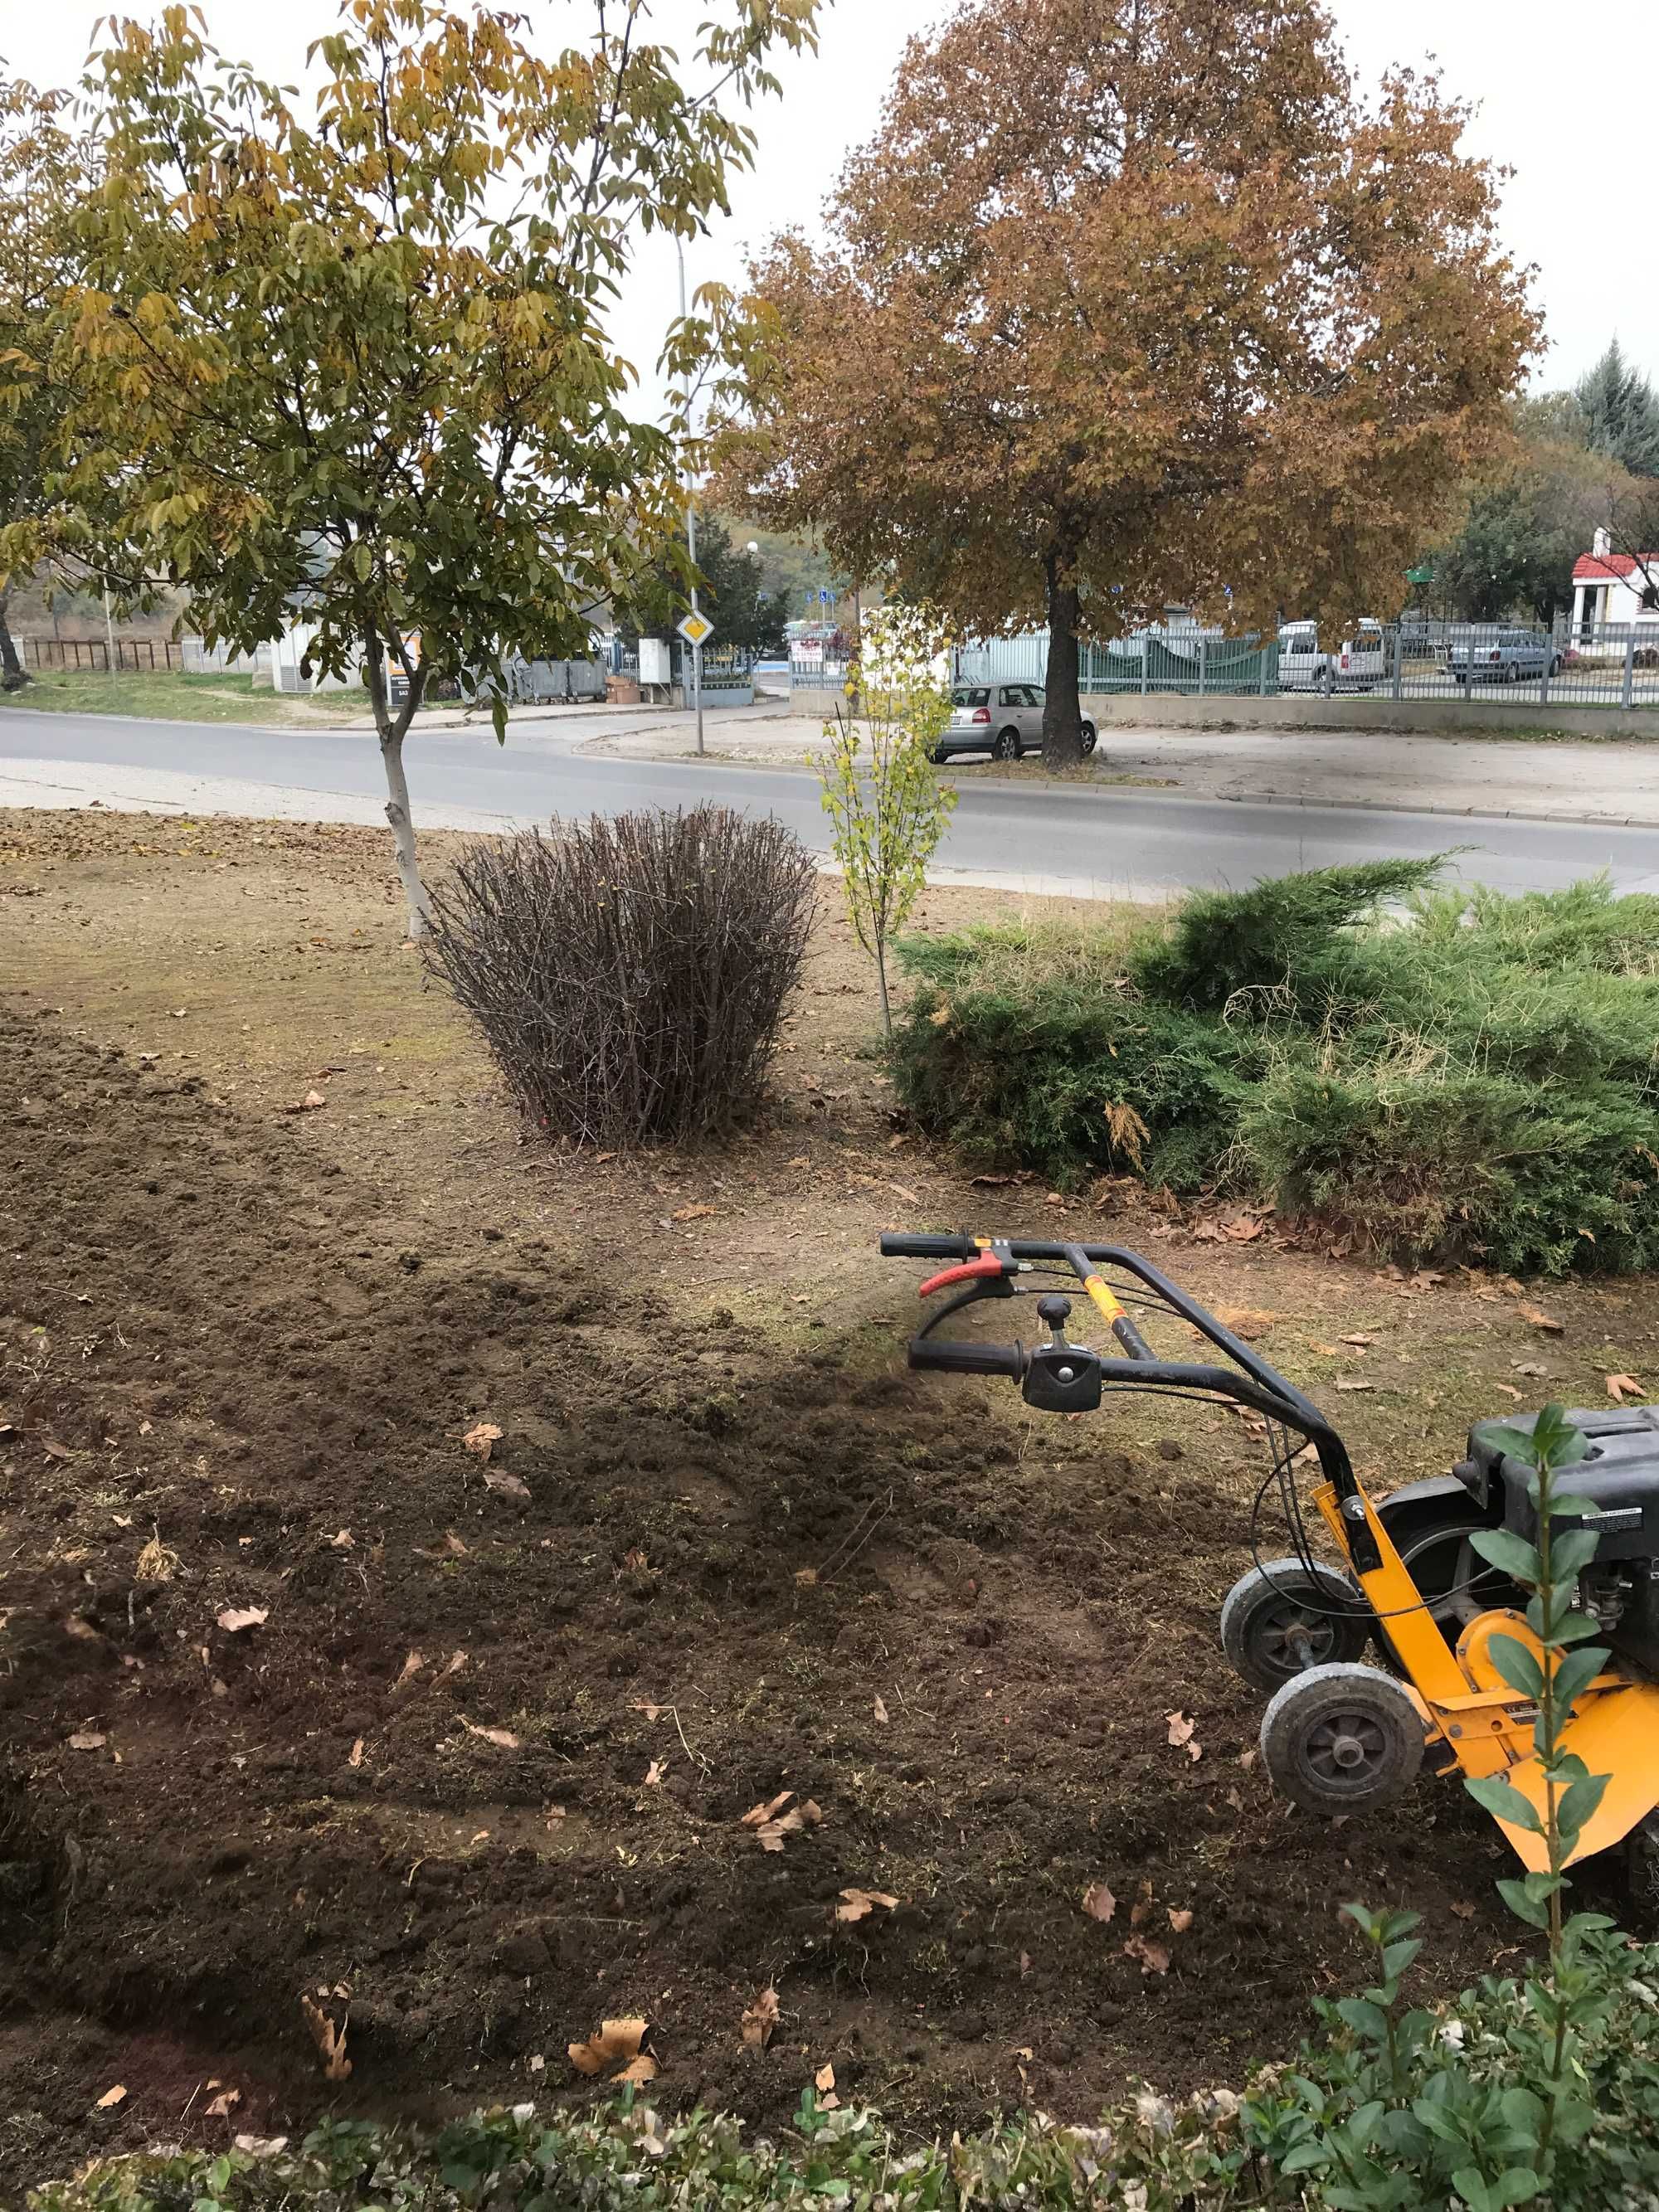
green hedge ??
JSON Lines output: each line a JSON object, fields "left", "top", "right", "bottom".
{"left": 26, "top": 1928, "right": 1659, "bottom": 2210}
{"left": 891, "top": 866, "right": 1659, "bottom": 1273}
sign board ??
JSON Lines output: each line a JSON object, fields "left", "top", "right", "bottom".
{"left": 676, "top": 611, "right": 714, "bottom": 648}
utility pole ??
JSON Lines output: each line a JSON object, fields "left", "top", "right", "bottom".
{"left": 102, "top": 580, "right": 118, "bottom": 678}
{"left": 676, "top": 237, "right": 705, "bottom": 757}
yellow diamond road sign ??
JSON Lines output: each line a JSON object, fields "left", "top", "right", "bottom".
{"left": 676, "top": 611, "right": 714, "bottom": 648}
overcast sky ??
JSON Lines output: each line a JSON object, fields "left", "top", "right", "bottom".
{"left": 7, "top": 0, "right": 1654, "bottom": 411}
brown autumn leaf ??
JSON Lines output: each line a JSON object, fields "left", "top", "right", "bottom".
{"left": 1450, "top": 1900, "right": 1477, "bottom": 1920}
{"left": 836, "top": 1887, "right": 899, "bottom": 1923}
{"left": 643, "top": 1758, "right": 664, "bottom": 1787}
{"left": 1168, "top": 1907, "right": 1194, "bottom": 1933}
{"left": 672, "top": 1203, "right": 718, "bottom": 1222}
{"left": 742, "top": 1986, "right": 781, "bottom": 2049}
{"left": 68, "top": 1729, "right": 107, "bottom": 1751}
{"left": 460, "top": 1718, "right": 522, "bottom": 1750}
{"left": 567, "top": 2018, "right": 650, "bottom": 2078}
{"left": 1493, "top": 1382, "right": 1523, "bottom": 1401}
{"left": 95, "top": 2085, "right": 128, "bottom": 2110}
{"left": 755, "top": 1799, "right": 823, "bottom": 1853}
{"left": 1082, "top": 1882, "right": 1117, "bottom": 1923}
{"left": 1123, "top": 1933, "right": 1171, "bottom": 1976}
{"left": 280, "top": 1090, "right": 328, "bottom": 1115}
{"left": 1222, "top": 1215, "right": 1264, "bottom": 1242}
{"left": 462, "top": 1421, "right": 502, "bottom": 1460}
{"left": 616, "top": 2054, "right": 658, "bottom": 2083}
{"left": 216, "top": 1606, "right": 269, "bottom": 1634}
{"left": 1310, "top": 1341, "right": 1340, "bottom": 1356}
{"left": 742, "top": 1789, "right": 796, "bottom": 1828}
{"left": 1129, "top": 1878, "right": 1155, "bottom": 1927}
{"left": 443, "top": 1530, "right": 469, "bottom": 1554}
{"left": 397, "top": 1650, "right": 425, "bottom": 1688}
{"left": 814, "top": 2061, "right": 841, "bottom": 2110}
{"left": 205, "top": 2087, "right": 241, "bottom": 2118}
{"left": 1608, "top": 1373, "right": 1645, "bottom": 1403}
{"left": 1514, "top": 1361, "right": 1549, "bottom": 1378}
{"left": 793, "top": 1567, "right": 818, "bottom": 1587}
{"left": 1165, "top": 1710, "right": 1198, "bottom": 1755}
{"left": 483, "top": 1466, "right": 531, "bottom": 1500}
{"left": 1520, "top": 1304, "right": 1564, "bottom": 1334}
{"left": 873, "top": 1695, "right": 889, "bottom": 1724}
{"left": 299, "top": 1996, "right": 352, "bottom": 2082}
{"left": 1335, "top": 1379, "right": 1374, "bottom": 1393}
{"left": 1338, "top": 1331, "right": 1375, "bottom": 1347}
{"left": 631, "top": 1699, "right": 664, "bottom": 1721}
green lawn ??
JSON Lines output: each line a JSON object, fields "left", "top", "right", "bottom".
{"left": 1, "top": 667, "right": 373, "bottom": 725}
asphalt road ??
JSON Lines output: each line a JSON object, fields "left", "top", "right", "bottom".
{"left": 5, "top": 705, "right": 1659, "bottom": 898}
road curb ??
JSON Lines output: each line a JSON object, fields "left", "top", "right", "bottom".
{"left": 581, "top": 739, "right": 1659, "bottom": 833}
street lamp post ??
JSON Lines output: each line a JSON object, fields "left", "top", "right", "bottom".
{"left": 676, "top": 238, "right": 704, "bottom": 757}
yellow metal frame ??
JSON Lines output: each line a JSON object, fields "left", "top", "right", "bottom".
{"left": 1313, "top": 1480, "right": 1659, "bottom": 1870}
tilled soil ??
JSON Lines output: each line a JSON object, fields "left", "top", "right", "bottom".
{"left": 3, "top": 809, "right": 1654, "bottom": 2197}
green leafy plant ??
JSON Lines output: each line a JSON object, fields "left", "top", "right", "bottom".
{"left": 818, "top": 603, "right": 956, "bottom": 1036}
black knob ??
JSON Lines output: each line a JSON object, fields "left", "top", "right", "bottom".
{"left": 1037, "top": 1294, "right": 1072, "bottom": 1331}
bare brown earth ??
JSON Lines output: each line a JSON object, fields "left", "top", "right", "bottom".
{"left": 2, "top": 808, "right": 1655, "bottom": 2195}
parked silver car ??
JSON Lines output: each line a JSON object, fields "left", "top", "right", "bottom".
{"left": 935, "top": 683, "right": 1097, "bottom": 761}
{"left": 1447, "top": 629, "right": 1564, "bottom": 684}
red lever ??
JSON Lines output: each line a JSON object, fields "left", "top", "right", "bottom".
{"left": 917, "top": 1254, "right": 1005, "bottom": 1297}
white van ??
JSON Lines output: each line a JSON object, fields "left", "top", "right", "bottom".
{"left": 1277, "top": 620, "right": 1387, "bottom": 693}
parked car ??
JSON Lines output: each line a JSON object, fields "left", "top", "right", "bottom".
{"left": 1446, "top": 629, "right": 1564, "bottom": 683}
{"left": 1277, "top": 619, "right": 1387, "bottom": 692}
{"left": 935, "top": 682, "right": 1097, "bottom": 761}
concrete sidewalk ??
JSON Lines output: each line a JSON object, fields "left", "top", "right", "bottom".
{"left": 584, "top": 715, "right": 1659, "bottom": 828}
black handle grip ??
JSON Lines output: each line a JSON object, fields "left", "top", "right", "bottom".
{"left": 1112, "top": 1315, "right": 1155, "bottom": 1362}
{"left": 880, "top": 1232, "right": 977, "bottom": 1261}
{"left": 907, "top": 1336, "right": 1025, "bottom": 1380}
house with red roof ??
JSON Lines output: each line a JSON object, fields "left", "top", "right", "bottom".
{"left": 1572, "top": 525, "right": 1659, "bottom": 639}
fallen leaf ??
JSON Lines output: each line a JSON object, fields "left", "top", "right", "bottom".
{"left": 755, "top": 1799, "right": 823, "bottom": 1852}
{"left": 873, "top": 1695, "right": 889, "bottom": 1725}
{"left": 280, "top": 1091, "right": 328, "bottom": 1115}
{"left": 1608, "top": 1373, "right": 1645, "bottom": 1403}
{"left": 567, "top": 2018, "right": 649, "bottom": 2078}
{"left": 594, "top": 1150, "right": 617, "bottom": 1164}
{"left": 460, "top": 1718, "right": 521, "bottom": 1750}
{"left": 1493, "top": 1383, "right": 1523, "bottom": 1401}
{"left": 1168, "top": 1907, "right": 1194, "bottom": 1933}
{"left": 397, "top": 1650, "right": 426, "bottom": 1687}
{"left": 205, "top": 2087, "right": 241, "bottom": 2118}
{"left": 1130, "top": 1879, "right": 1155, "bottom": 1927}
{"left": 483, "top": 1466, "right": 531, "bottom": 1500}
{"left": 68, "top": 1729, "right": 107, "bottom": 1751}
{"left": 836, "top": 1887, "right": 899, "bottom": 1923}
{"left": 1224, "top": 1787, "right": 1243, "bottom": 1811}
{"left": 462, "top": 1421, "right": 503, "bottom": 1461}
{"left": 1122, "top": 1934, "right": 1171, "bottom": 1976}
{"left": 672, "top": 1203, "right": 718, "bottom": 1222}
{"left": 793, "top": 1567, "right": 818, "bottom": 1587}
{"left": 348, "top": 1738, "right": 365, "bottom": 1768}
{"left": 814, "top": 2061, "right": 840, "bottom": 2108}
{"left": 528, "top": 2053, "right": 545, "bottom": 2073}
{"left": 95, "top": 2085, "right": 127, "bottom": 2110}
{"left": 1082, "top": 1882, "right": 1117, "bottom": 1923}
{"left": 1338, "top": 1331, "right": 1375, "bottom": 1347}
{"left": 1520, "top": 1305, "right": 1564, "bottom": 1334}
{"left": 216, "top": 1606, "right": 268, "bottom": 1634}
{"left": 616, "top": 2054, "right": 658, "bottom": 2083}
{"left": 1310, "top": 1341, "right": 1340, "bottom": 1357}
{"left": 299, "top": 1996, "right": 352, "bottom": 2082}
{"left": 742, "top": 1986, "right": 781, "bottom": 2049}
{"left": 1222, "top": 1216, "right": 1264, "bottom": 1242}
{"left": 630, "top": 1699, "right": 664, "bottom": 1721}
{"left": 1450, "top": 1900, "right": 1477, "bottom": 1921}
{"left": 1514, "top": 1361, "right": 1548, "bottom": 1378}
{"left": 443, "top": 1530, "right": 469, "bottom": 1555}
{"left": 644, "top": 1758, "right": 664, "bottom": 1787}
{"left": 235, "top": 2135, "right": 289, "bottom": 2156}
{"left": 742, "top": 1790, "right": 795, "bottom": 1828}
{"left": 329, "top": 1529, "right": 353, "bottom": 1549}
{"left": 1165, "top": 1711, "right": 1196, "bottom": 1748}
{"left": 1335, "top": 1379, "right": 1374, "bottom": 1393}
{"left": 41, "top": 1437, "right": 73, "bottom": 1461}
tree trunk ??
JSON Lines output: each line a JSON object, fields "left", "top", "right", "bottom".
{"left": 1041, "top": 553, "right": 1083, "bottom": 770}
{"left": 363, "top": 621, "right": 434, "bottom": 938}
{"left": 0, "top": 587, "right": 30, "bottom": 692}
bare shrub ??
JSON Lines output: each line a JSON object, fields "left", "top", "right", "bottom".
{"left": 426, "top": 806, "right": 816, "bottom": 1145}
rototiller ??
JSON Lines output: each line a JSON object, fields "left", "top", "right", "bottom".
{"left": 881, "top": 1231, "right": 1659, "bottom": 1897}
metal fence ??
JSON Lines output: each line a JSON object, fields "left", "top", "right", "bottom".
{"left": 459, "top": 654, "right": 607, "bottom": 706}
{"left": 953, "top": 620, "right": 1659, "bottom": 707}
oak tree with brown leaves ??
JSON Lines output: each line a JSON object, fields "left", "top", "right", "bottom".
{"left": 726, "top": 0, "right": 1539, "bottom": 766}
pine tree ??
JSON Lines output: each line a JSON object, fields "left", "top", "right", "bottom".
{"left": 1575, "top": 339, "right": 1659, "bottom": 476}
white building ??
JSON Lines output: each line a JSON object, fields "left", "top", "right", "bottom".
{"left": 1571, "top": 525, "right": 1659, "bottom": 637}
